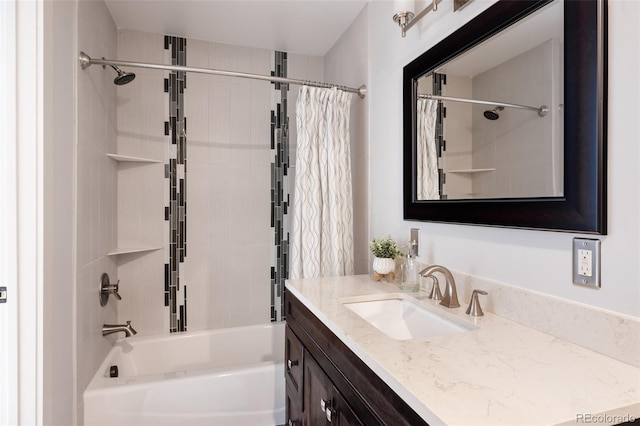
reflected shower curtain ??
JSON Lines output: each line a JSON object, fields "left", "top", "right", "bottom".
{"left": 416, "top": 98, "right": 439, "bottom": 200}
{"left": 290, "top": 86, "right": 354, "bottom": 279}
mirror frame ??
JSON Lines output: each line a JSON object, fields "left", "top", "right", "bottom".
{"left": 403, "top": 0, "right": 607, "bottom": 234}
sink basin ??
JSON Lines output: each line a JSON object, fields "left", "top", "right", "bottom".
{"left": 342, "top": 294, "right": 475, "bottom": 340}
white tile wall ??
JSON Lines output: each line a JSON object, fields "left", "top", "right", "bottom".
{"left": 471, "top": 39, "right": 562, "bottom": 198}
{"left": 442, "top": 74, "right": 473, "bottom": 198}
{"left": 75, "top": 0, "right": 118, "bottom": 421}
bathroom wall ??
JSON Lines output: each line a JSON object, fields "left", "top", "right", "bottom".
{"left": 324, "top": 5, "right": 370, "bottom": 274}
{"left": 115, "top": 29, "right": 324, "bottom": 335}
{"left": 75, "top": 0, "right": 119, "bottom": 421}
{"left": 43, "top": 0, "right": 76, "bottom": 424}
{"left": 369, "top": 0, "right": 640, "bottom": 318}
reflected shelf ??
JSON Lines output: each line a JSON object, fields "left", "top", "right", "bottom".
{"left": 107, "top": 246, "right": 163, "bottom": 257}
{"left": 107, "top": 153, "right": 162, "bottom": 163}
{"left": 447, "top": 168, "right": 496, "bottom": 173}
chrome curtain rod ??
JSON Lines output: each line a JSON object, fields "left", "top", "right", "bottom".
{"left": 419, "top": 93, "right": 548, "bottom": 117}
{"left": 79, "top": 52, "right": 367, "bottom": 99}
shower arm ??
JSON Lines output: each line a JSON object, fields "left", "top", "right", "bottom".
{"left": 79, "top": 52, "right": 367, "bottom": 99}
{"left": 419, "top": 93, "right": 548, "bottom": 117}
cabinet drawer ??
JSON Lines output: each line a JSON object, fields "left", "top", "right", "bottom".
{"left": 286, "top": 382, "right": 304, "bottom": 426}
{"left": 285, "top": 325, "right": 304, "bottom": 400}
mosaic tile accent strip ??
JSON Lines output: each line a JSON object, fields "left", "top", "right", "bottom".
{"left": 433, "top": 73, "right": 445, "bottom": 199}
{"left": 270, "top": 51, "right": 290, "bottom": 322}
{"left": 164, "top": 35, "right": 188, "bottom": 332}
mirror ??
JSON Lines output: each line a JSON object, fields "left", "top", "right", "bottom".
{"left": 403, "top": 0, "right": 607, "bottom": 233}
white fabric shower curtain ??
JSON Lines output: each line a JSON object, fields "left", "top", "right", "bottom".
{"left": 290, "top": 86, "right": 354, "bottom": 279}
{"left": 416, "top": 98, "right": 439, "bottom": 200}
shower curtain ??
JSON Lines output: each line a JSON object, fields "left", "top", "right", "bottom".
{"left": 416, "top": 98, "right": 439, "bottom": 200}
{"left": 290, "top": 86, "right": 354, "bottom": 279}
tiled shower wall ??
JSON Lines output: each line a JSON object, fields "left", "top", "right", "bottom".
{"left": 75, "top": 0, "right": 118, "bottom": 419}
{"left": 471, "top": 39, "right": 563, "bottom": 198}
{"left": 115, "top": 29, "right": 323, "bottom": 335}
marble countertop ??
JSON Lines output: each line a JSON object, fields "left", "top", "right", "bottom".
{"left": 286, "top": 275, "right": 640, "bottom": 426}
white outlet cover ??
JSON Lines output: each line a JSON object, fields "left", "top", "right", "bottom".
{"left": 573, "top": 238, "right": 601, "bottom": 288}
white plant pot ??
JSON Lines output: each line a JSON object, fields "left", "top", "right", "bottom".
{"left": 372, "top": 257, "right": 395, "bottom": 275}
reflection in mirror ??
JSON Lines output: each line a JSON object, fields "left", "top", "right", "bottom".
{"left": 415, "top": 0, "right": 563, "bottom": 200}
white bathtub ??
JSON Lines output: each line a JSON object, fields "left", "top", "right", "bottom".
{"left": 84, "top": 323, "right": 285, "bottom": 426}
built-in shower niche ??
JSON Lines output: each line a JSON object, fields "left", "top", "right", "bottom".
{"left": 106, "top": 153, "right": 163, "bottom": 257}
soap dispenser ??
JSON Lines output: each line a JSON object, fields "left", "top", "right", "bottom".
{"left": 401, "top": 249, "right": 419, "bottom": 292}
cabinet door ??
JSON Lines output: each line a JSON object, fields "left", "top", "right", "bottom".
{"left": 332, "top": 388, "right": 364, "bottom": 426}
{"left": 304, "top": 351, "right": 333, "bottom": 425}
{"left": 304, "top": 351, "right": 365, "bottom": 426}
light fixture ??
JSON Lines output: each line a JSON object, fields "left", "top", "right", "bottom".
{"left": 393, "top": 0, "right": 472, "bottom": 38}
{"left": 392, "top": 0, "right": 416, "bottom": 37}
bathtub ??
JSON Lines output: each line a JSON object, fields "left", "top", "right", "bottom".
{"left": 84, "top": 323, "right": 285, "bottom": 426}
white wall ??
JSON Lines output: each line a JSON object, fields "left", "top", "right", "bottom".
{"left": 75, "top": 0, "right": 119, "bottom": 422}
{"left": 44, "top": 1, "right": 76, "bottom": 424}
{"left": 324, "top": 5, "right": 370, "bottom": 274}
{"left": 369, "top": 0, "right": 640, "bottom": 317}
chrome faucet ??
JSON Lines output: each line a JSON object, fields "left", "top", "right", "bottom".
{"left": 102, "top": 320, "right": 137, "bottom": 337}
{"left": 419, "top": 265, "right": 460, "bottom": 308}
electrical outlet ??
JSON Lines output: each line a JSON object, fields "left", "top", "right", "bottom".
{"left": 573, "top": 238, "right": 601, "bottom": 288}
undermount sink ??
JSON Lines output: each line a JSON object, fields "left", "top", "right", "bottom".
{"left": 342, "top": 294, "right": 475, "bottom": 340}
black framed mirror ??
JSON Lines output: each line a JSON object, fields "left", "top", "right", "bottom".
{"left": 403, "top": 0, "right": 607, "bottom": 234}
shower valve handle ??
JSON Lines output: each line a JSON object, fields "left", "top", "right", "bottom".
{"left": 104, "top": 281, "right": 122, "bottom": 300}
{"left": 100, "top": 273, "right": 122, "bottom": 306}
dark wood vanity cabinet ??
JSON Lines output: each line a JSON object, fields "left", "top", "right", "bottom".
{"left": 285, "top": 291, "right": 428, "bottom": 426}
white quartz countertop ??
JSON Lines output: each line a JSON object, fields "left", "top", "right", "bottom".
{"left": 285, "top": 275, "right": 640, "bottom": 426}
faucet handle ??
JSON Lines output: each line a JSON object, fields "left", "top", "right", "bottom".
{"left": 466, "top": 289, "right": 488, "bottom": 316}
{"left": 111, "top": 281, "right": 122, "bottom": 300}
{"left": 427, "top": 276, "right": 443, "bottom": 301}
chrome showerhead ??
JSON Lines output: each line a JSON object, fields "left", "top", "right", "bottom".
{"left": 111, "top": 65, "right": 136, "bottom": 85}
{"left": 483, "top": 106, "right": 504, "bottom": 121}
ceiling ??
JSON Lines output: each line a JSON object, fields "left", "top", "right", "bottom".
{"left": 104, "top": 0, "right": 369, "bottom": 57}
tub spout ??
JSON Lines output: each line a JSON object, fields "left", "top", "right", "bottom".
{"left": 102, "top": 320, "right": 137, "bottom": 337}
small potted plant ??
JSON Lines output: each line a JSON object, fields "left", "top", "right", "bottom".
{"left": 370, "top": 237, "right": 402, "bottom": 279}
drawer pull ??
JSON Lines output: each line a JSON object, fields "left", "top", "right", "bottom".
{"left": 326, "top": 407, "right": 334, "bottom": 423}
{"left": 287, "top": 359, "right": 299, "bottom": 370}
{"left": 321, "top": 399, "right": 335, "bottom": 422}
{"left": 320, "top": 398, "right": 330, "bottom": 411}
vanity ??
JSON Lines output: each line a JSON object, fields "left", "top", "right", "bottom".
{"left": 284, "top": 275, "right": 640, "bottom": 425}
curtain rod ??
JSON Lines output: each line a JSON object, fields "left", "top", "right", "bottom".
{"left": 79, "top": 52, "right": 367, "bottom": 99}
{"left": 419, "top": 93, "right": 548, "bottom": 117}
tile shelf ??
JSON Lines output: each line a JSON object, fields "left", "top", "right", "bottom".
{"left": 107, "top": 247, "right": 162, "bottom": 257}
{"left": 107, "top": 153, "right": 162, "bottom": 163}
{"left": 447, "top": 168, "right": 496, "bottom": 173}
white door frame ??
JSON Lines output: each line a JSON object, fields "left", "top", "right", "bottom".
{"left": 0, "top": 0, "right": 20, "bottom": 423}
{"left": 1, "top": 0, "right": 44, "bottom": 424}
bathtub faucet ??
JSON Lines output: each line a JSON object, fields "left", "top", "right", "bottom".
{"left": 102, "top": 320, "right": 137, "bottom": 337}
